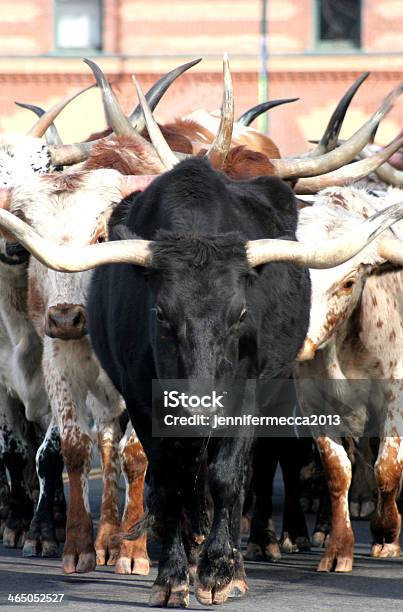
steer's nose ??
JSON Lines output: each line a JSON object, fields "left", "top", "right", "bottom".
{"left": 45, "top": 304, "right": 87, "bottom": 340}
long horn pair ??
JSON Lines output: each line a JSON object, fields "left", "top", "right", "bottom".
{"left": 129, "top": 58, "right": 202, "bottom": 131}
{"left": 133, "top": 54, "right": 234, "bottom": 170}
{"left": 26, "top": 85, "right": 95, "bottom": 138}
{"left": 309, "top": 72, "right": 369, "bottom": 156}
{"left": 294, "top": 136, "right": 403, "bottom": 194}
{"left": 0, "top": 195, "right": 401, "bottom": 273}
{"left": 270, "top": 84, "right": 403, "bottom": 179}
{"left": 84, "top": 58, "right": 185, "bottom": 172}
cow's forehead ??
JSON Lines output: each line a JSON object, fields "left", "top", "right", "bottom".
{"left": 10, "top": 168, "right": 122, "bottom": 243}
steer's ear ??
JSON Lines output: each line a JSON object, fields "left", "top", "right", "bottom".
{"left": 0, "top": 188, "right": 10, "bottom": 211}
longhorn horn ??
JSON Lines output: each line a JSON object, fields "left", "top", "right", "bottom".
{"left": 237, "top": 98, "right": 299, "bottom": 127}
{"left": 26, "top": 84, "right": 95, "bottom": 138}
{"left": 0, "top": 208, "right": 153, "bottom": 271}
{"left": 360, "top": 138, "right": 403, "bottom": 186}
{"left": 132, "top": 75, "right": 180, "bottom": 170}
{"left": 294, "top": 136, "right": 403, "bottom": 194}
{"left": 378, "top": 236, "right": 403, "bottom": 264}
{"left": 129, "top": 58, "right": 202, "bottom": 131}
{"left": 270, "top": 83, "right": 403, "bottom": 179}
{"left": 309, "top": 72, "right": 369, "bottom": 156}
{"left": 246, "top": 202, "right": 403, "bottom": 268}
{"left": 205, "top": 53, "right": 234, "bottom": 168}
{"left": 48, "top": 142, "right": 95, "bottom": 166}
{"left": 15, "top": 102, "right": 63, "bottom": 146}
{"left": 0, "top": 172, "right": 159, "bottom": 271}
{"left": 84, "top": 58, "right": 137, "bottom": 138}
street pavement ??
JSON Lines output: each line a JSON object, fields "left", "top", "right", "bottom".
{"left": 1, "top": 468, "right": 402, "bottom": 611}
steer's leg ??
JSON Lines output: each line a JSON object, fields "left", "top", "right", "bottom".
{"left": 371, "top": 436, "right": 403, "bottom": 558}
{"left": 0, "top": 456, "right": 9, "bottom": 538}
{"left": 94, "top": 416, "right": 122, "bottom": 567}
{"left": 1, "top": 392, "right": 35, "bottom": 549}
{"left": 279, "top": 438, "right": 310, "bottom": 553}
{"left": 45, "top": 361, "right": 95, "bottom": 574}
{"left": 350, "top": 437, "right": 377, "bottom": 519}
{"left": 196, "top": 435, "right": 253, "bottom": 605}
{"left": 315, "top": 436, "right": 354, "bottom": 572}
{"left": 245, "top": 437, "right": 281, "bottom": 562}
{"left": 182, "top": 449, "right": 211, "bottom": 581}
{"left": 149, "top": 438, "right": 192, "bottom": 608}
{"left": 115, "top": 422, "right": 149, "bottom": 575}
{"left": 23, "top": 418, "right": 64, "bottom": 558}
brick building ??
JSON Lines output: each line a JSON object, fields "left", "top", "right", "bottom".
{"left": 0, "top": 0, "right": 402, "bottom": 154}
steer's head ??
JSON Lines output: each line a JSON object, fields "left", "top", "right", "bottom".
{"left": 297, "top": 187, "right": 403, "bottom": 360}
{"left": 8, "top": 169, "right": 123, "bottom": 339}
{"left": 145, "top": 232, "right": 253, "bottom": 381}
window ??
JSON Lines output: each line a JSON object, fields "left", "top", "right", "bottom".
{"left": 315, "top": 0, "right": 361, "bottom": 50}
{"left": 55, "top": 0, "right": 102, "bottom": 52}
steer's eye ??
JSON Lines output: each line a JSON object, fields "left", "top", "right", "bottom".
{"left": 342, "top": 279, "right": 355, "bottom": 291}
{"left": 156, "top": 307, "right": 166, "bottom": 323}
{"left": 239, "top": 308, "right": 247, "bottom": 322}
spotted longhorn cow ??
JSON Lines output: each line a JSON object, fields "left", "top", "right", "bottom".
{"left": 296, "top": 185, "right": 403, "bottom": 571}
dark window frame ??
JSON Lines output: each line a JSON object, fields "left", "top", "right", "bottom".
{"left": 313, "top": 0, "right": 362, "bottom": 51}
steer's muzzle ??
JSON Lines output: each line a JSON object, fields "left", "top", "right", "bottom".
{"left": 45, "top": 303, "right": 87, "bottom": 340}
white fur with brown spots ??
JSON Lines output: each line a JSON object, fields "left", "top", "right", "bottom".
{"left": 6, "top": 168, "right": 149, "bottom": 574}
{"left": 296, "top": 186, "right": 403, "bottom": 571}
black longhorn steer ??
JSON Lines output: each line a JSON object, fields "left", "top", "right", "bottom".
{"left": 87, "top": 157, "right": 311, "bottom": 607}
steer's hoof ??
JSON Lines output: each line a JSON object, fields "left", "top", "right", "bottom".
{"left": 280, "top": 533, "right": 297, "bottom": 553}
{"left": 244, "top": 542, "right": 262, "bottom": 561}
{"left": 265, "top": 542, "right": 282, "bottom": 561}
{"left": 371, "top": 542, "right": 400, "bottom": 558}
{"left": 95, "top": 524, "right": 121, "bottom": 566}
{"left": 63, "top": 551, "right": 96, "bottom": 574}
{"left": 42, "top": 539, "right": 60, "bottom": 558}
{"left": 317, "top": 554, "right": 352, "bottom": 572}
{"left": 22, "top": 539, "right": 39, "bottom": 557}
{"left": 195, "top": 578, "right": 233, "bottom": 606}
{"left": 115, "top": 556, "right": 150, "bottom": 575}
{"left": 312, "top": 531, "right": 327, "bottom": 548}
{"left": 229, "top": 577, "right": 248, "bottom": 598}
{"left": 350, "top": 500, "right": 375, "bottom": 519}
{"left": 244, "top": 541, "right": 281, "bottom": 562}
{"left": 149, "top": 581, "right": 189, "bottom": 608}
{"left": 96, "top": 547, "right": 119, "bottom": 566}
{"left": 23, "top": 538, "right": 59, "bottom": 558}
{"left": 296, "top": 536, "right": 311, "bottom": 552}
{"left": 3, "top": 526, "right": 25, "bottom": 549}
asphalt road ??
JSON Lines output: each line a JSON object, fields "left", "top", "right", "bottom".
{"left": 1, "top": 468, "right": 403, "bottom": 612}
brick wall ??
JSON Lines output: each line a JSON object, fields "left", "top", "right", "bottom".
{"left": 0, "top": 1, "right": 401, "bottom": 155}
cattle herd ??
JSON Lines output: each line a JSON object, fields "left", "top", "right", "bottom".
{"left": 0, "top": 54, "right": 402, "bottom": 607}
